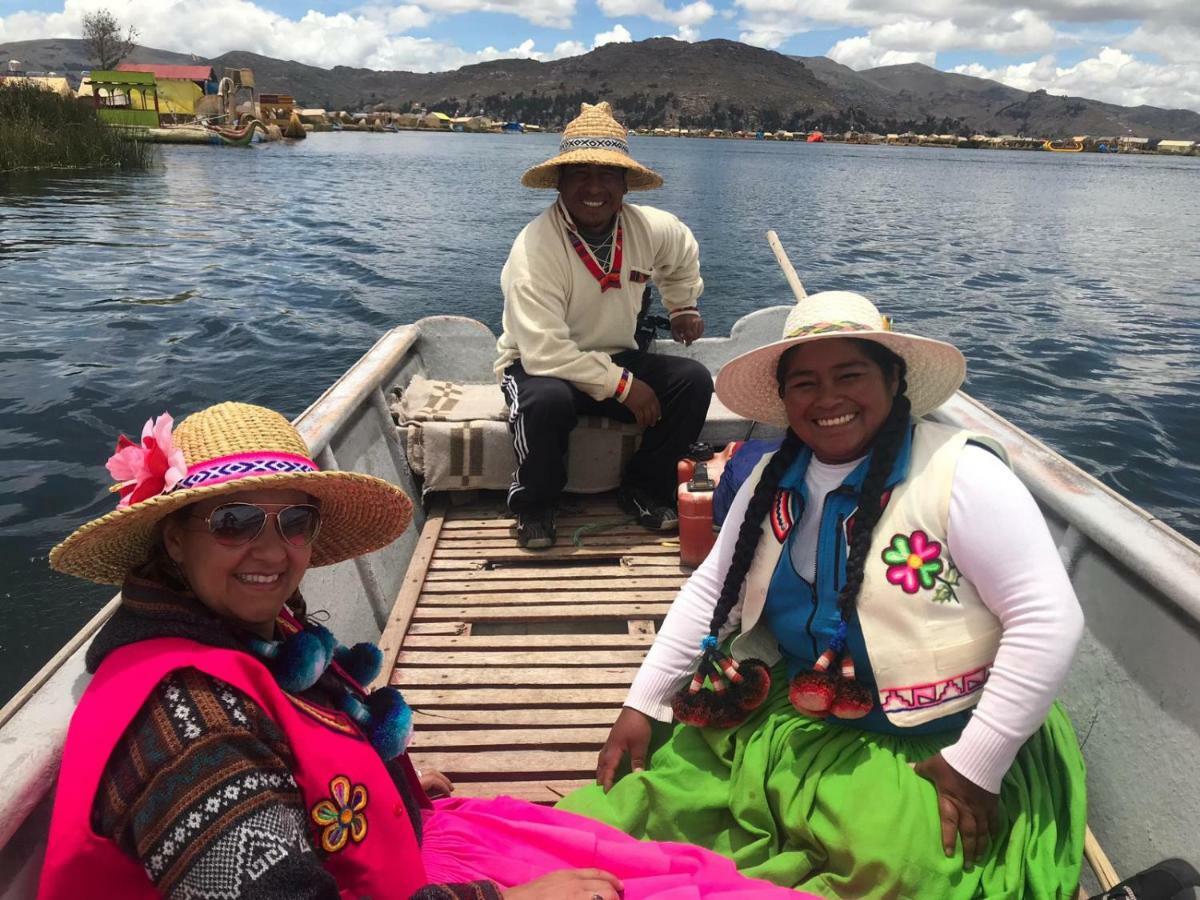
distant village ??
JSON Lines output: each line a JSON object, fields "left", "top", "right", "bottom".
{"left": 3, "top": 57, "right": 1197, "bottom": 155}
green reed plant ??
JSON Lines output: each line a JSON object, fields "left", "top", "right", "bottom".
{"left": 0, "top": 84, "right": 154, "bottom": 174}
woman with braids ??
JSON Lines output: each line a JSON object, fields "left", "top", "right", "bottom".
{"left": 559, "top": 291, "right": 1087, "bottom": 898}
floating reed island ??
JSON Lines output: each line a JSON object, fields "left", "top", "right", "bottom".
{"left": 0, "top": 83, "right": 154, "bottom": 174}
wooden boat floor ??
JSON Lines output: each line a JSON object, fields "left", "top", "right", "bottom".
{"left": 383, "top": 492, "right": 688, "bottom": 804}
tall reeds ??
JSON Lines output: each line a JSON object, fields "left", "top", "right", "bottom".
{"left": 0, "top": 84, "right": 155, "bottom": 174}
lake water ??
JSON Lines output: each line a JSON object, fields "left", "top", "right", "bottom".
{"left": 1, "top": 132, "right": 1198, "bottom": 706}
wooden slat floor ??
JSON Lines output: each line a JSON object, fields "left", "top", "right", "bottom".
{"left": 392, "top": 492, "right": 688, "bottom": 804}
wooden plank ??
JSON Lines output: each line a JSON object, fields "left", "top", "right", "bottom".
{"left": 424, "top": 563, "right": 687, "bottom": 581}
{"left": 397, "top": 650, "right": 650, "bottom": 666}
{"left": 413, "top": 708, "right": 620, "bottom": 728}
{"left": 425, "top": 556, "right": 689, "bottom": 573}
{"left": 409, "top": 727, "right": 610, "bottom": 750}
{"left": 401, "top": 633, "right": 654, "bottom": 650}
{"left": 409, "top": 603, "right": 670, "bottom": 622}
{"left": 401, "top": 687, "right": 628, "bottom": 706}
{"left": 405, "top": 622, "right": 470, "bottom": 636}
{"left": 367, "top": 498, "right": 446, "bottom": 691}
{"left": 629, "top": 620, "right": 656, "bottom": 636}
{"left": 421, "top": 577, "right": 684, "bottom": 592}
{"left": 432, "top": 544, "right": 678, "bottom": 560}
{"left": 433, "top": 780, "right": 591, "bottom": 802}
{"left": 436, "top": 534, "right": 676, "bottom": 551}
{"left": 1084, "top": 826, "right": 1120, "bottom": 890}
{"left": 394, "top": 666, "right": 637, "bottom": 687}
{"left": 417, "top": 591, "right": 677, "bottom": 606}
{"left": 415, "top": 750, "right": 598, "bottom": 776}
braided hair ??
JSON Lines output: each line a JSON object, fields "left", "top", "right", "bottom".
{"left": 706, "top": 338, "right": 911, "bottom": 639}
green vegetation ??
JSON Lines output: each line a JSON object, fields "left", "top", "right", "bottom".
{"left": 0, "top": 84, "right": 154, "bottom": 174}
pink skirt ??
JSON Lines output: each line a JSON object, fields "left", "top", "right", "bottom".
{"left": 421, "top": 796, "right": 815, "bottom": 899}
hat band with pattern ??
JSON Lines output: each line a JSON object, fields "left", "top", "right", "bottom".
{"left": 559, "top": 135, "right": 629, "bottom": 155}
{"left": 171, "top": 451, "right": 319, "bottom": 493}
{"left": 785, "top": 317, "right": 892, "bottom": 338}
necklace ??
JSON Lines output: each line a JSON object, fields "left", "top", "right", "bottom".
{"left": 582, "top": 227, "right": 616, "bottom": 270}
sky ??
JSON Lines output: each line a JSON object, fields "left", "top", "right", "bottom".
{"left": 2, "top": 0, "right": 1199, "bottom": 112}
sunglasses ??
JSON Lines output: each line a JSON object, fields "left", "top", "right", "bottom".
{"left": 190, "top": 502, "right": 322, "bottom": 548}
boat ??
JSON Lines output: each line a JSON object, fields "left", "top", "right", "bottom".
{"left": 117, "top": 119, "right": 264, "bottom": 146}
{"left": 807, "top": 131, "right": 825, "bottom": 143}
{"left": 1044, "top": 139, "right": 1084, "bottom": 152}
{"left": 1, "top": 309, "right": 1198, "bottom": 897}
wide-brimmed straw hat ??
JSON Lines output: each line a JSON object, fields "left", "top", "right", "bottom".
{"left": 716, "top": 291, "right": 966, "bottom": 427}
{"left": 521, "top": 101, "right": 662, "bottom": 191}
{"left": 49, "top": 402, "right": 414, "bottom": 585}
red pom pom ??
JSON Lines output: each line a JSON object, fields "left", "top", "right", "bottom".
{"left": 830, "top": 679, "right": 875, "bottom": 719}
{"left": 672, "top": 688, "right": 718, "bottom": 727}
{"left": 731, "top": 658, "right": 772, "bottom": 711}
{"left": 789, "top": 672, "right": 835, "bottom": 717}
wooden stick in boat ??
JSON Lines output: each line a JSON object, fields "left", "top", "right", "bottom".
{"left": 1084, "top": 825, "right": 1121, "bottom": 890}
{"left": 765, "top": 230, "right": 807, "bottom": 301}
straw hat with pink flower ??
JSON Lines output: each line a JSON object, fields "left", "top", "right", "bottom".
{"left": 50, "top": 402, "right": 413, "bottom": 585}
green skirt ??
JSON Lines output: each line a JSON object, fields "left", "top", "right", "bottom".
{"left": 558, "top": 674, "right": 1086, "bottom": 899}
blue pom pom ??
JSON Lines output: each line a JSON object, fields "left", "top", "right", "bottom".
{"left": 365, "top": 688, "right": 413, "bottom": 760}
{"left": 272, "top": 630, "right": 333, "bottom": 693}
{"left": 308, "top": 622, "right": 337, "bottom": 658}
{"left": 700, "top": 635, "right": 719, "bottom": 652}
{"left": 335, "top": 642, "right": 383, "bottom": 686}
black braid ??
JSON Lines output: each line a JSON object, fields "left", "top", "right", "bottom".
{"left": 705, "top": 429, "right": 804, "bottom": 638}
{"left": 837, "top": 375, "right": 911, "bottom": 621}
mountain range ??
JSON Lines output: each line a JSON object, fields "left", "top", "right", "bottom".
{"left": 5, "top": 36, "right": 1199, "bottom": 138}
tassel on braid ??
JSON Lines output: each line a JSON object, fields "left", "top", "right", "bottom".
{"left": 671, "top": 430, "right": 804, "bottom": 727}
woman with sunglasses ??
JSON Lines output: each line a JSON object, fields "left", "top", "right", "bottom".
{"left": 39, "top": 402, "right": 807, "bottom": 900}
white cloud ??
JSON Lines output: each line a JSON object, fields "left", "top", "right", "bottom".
{"left": 597, "top": 0, "right": 715, "bottom": 28}
{"left": 675, "top": 24, "right": 701, "bottom": 40}
{"left": 826, "top": 35, "right": 935, "bottom": 69}
{"left": 952, "top": 47, "right": 1200, "bottom": 111}
{"left": 0, "top": 0, "right": 585, "bottom": 71}
{"left": 594, "top": 23, "right": 634, "bottom": 46}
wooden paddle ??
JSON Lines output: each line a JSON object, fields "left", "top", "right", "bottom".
{"left": 765, "top": 229, "right": 808, "bottom": 302}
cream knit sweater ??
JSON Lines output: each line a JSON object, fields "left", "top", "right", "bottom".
{"left": 494, "top": 200, "right": 704, "bottom": 400}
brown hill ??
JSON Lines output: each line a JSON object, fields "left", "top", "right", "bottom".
{"left": 5, "top": 36, "right": 1199, "bottom": 138}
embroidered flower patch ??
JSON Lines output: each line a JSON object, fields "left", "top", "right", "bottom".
{"left": 311, "top": 775, "right": 368, "bottom": 853}
{"left": 882, "top": 530, "right": 964, "bottom": 602}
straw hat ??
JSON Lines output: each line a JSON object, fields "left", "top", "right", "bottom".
{"left": 522, "top": 101, "right": 662, "bottom": 190}
{"left": 715, "top": 291, "right": 966, "bottom": 427}
{"left": 49, "top": 402, "right": 414, "bottom": 585}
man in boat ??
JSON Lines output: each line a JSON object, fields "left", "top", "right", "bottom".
{"left": 496, "top": 101, "right": 712, "bottom": 548}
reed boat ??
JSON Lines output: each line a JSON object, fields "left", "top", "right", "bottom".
{"left": 2, "top": 310, "right": 1198, "bottom": 898}
{"left": 1044, "top": 139, "right": 1085, "bottom": 152}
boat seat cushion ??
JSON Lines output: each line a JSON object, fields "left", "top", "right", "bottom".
{"left": 391, "top": 376, "right": 641, "bottom": 493}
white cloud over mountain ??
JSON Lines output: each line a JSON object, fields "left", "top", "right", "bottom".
{"left": 2, "top": 0, "right": 1199, "bottom": 110}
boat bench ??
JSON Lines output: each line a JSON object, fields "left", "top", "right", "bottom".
{"left": 390, "top": 375, "right": 748, "bottom": 494}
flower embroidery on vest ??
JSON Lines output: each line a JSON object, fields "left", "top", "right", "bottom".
{"left": 311, "top": 775, "right": 368, "bottom": 853}
{"left": 882, "top": 530, "right": 964, "bottom": 602}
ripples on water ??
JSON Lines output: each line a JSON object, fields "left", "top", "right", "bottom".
{"left": 1, "top": 134, "right": 1197, "bottom": 704}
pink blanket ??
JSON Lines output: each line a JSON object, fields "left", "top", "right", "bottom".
{"left": 421, "top": 796, "right": 816, "bottom": 899}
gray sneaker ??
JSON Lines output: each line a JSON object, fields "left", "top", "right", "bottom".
{"left": 618, "top": 485, "right": 679, "bottom": 532}
{"left": 516, "top": 509, "right": 557, "bottom": 549}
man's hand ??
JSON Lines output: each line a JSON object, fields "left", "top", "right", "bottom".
{"left": 502, "top": 868, "right": 623, "bottom": 899}
{"left": 596, "top": 707, "right": 653, "bottom": 792}
{"left": 418, "top": 767, "right": 455, "bottom": 798}
{"left": 913, "top": 752, "right": 999, "bottom": 867}
{"left": 623, "top": 379, "right": 662, "bottom": 428}
{"left": 670, "top": 315, "right": 705, "bottom": 346}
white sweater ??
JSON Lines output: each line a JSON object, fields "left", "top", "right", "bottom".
{"left": 624, "top": 445, "right": 1084, "bottom": 793}
{"left": 494, "top": 200, "right": 704, "bottom": 400}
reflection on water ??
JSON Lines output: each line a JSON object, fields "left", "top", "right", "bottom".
{"left": 1, "top": 134, "right": 1198, "bottom": 705}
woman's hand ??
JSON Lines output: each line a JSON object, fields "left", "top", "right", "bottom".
{"left": 596, "top": 707, "right": 653, "bottom": 792}
{"left": 418, "top": 767, "right": 454, "bottom": 798}
{"left": 913, "top": 752, "right": 999, "bottom": 867}
{"left": 502, "top": 868, "right": 623, "bottom": 899}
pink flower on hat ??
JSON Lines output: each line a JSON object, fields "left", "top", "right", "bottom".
{"left": 105, "top": 413, "right": 188, "bottom": 508}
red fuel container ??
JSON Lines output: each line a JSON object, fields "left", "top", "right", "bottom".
{"left": 677, "top": 443, "right": 742, "bottom": 568}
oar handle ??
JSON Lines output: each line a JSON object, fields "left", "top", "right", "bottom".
{"left": 765, "top": 230, "right": 807, "bottom": 302}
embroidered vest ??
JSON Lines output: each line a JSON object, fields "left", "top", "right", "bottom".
{"left": 39, "top": 639, "right": 428, "bottom": 900}
{"left": 730, "top": 420, "right": 1008, "bottom": 728}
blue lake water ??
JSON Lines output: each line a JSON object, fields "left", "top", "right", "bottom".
{"left": 1, "top": 132, "right": 1198, "bottom": 705}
